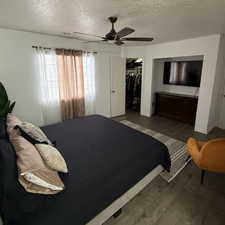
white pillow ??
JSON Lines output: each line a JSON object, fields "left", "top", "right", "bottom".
{"left": 22, "top": 172, "right": 63, "bottom": 191}
{"left": 35, "top": 144, "right": 68, "bottom": 173}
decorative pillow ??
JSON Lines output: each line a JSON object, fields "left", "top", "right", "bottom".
{"left": 17, "top": 122, "right": 52, "bottom": 145}
{"left": 19, "top": 169, "right": 64, "bottom": 195}
{"left": 0, "top": 118, "right": 7, "bottom": 139}
{"left": 35, "top": 144, "right": 68, "bottom": 173}
{"left": 14, "top": 125, "right": 48, "bottom": 145}
{"left": 10, "top": 135, "right": 65, "bottom": 194}
{"left": 22, "top": 172, "right": 63, "bottom": 191}
{"left": 7, "top": 114, "right": 22, "bottom": 138}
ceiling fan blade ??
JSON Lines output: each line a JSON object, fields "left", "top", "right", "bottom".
{"left": 121, "top": 37, "right": 154, "bottom": 41}
{"left": 115, "top": 40, "right": 125, "bottom": 46}
{"left": 83, "top": 40, "right": 108, "bottom": 44}
{"left": 73, "top": 31, "right": 106, "bottom": 40}
{"left": 116, "top": 27, "right": 135, "bottom": 38}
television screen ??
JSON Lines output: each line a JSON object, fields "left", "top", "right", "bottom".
{"left": 163, "top": 61, "right": 203, "bottom": 87}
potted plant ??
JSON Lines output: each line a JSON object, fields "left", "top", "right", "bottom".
{"left": 0, "top": 82, "right": 16, "bottom": 138}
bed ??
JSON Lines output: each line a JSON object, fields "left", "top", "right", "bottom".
{"left": 0, "top": 115, "right": 170, "bottom": 225}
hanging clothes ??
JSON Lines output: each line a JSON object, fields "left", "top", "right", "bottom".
{"left": 126, "top": 73, "right": 142, "bottom": 111}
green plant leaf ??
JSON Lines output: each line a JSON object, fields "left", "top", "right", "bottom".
{"left": 0, "top": 82, "right": 9, "bottom": 109}
{"left": 9, "top": 101, "right": 16, "bottom": 113}
{"left": 0, "top": 82, "right": 15, "bottom": 117}
{"left": 0, "top": 101, "right": 10, "bottom": 118}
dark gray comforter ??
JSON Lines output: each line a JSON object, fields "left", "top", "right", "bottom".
{"left": 0, "top": 115, "right": 170, "bottom": 225}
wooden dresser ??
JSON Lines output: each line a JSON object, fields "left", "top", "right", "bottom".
{"left": 155, "top": 92, "right": 198, "bottom": 125}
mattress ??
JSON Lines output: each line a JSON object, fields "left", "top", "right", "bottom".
{"left": 0, "top": 115, "right": 170, "bottom": 225}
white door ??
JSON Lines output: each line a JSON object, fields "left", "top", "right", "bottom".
{"left": 95, "top": 53, "right": 111, "bottom": 117}
{"left": 110, "top": 56, "right": 126, "bottom": 117}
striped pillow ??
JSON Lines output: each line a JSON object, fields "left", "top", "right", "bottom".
{"left": 18, "top": 122, "right": 52, "bottom": 145}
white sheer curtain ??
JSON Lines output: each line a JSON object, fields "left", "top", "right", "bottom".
{"left": 35, "top": 47, "right": 61, "bottom": 125}
{"left": 35, "top": 48, "right": 97, "bottom": 124}
{"left": 83, "top": 52, "right": 96, "bottom": 115}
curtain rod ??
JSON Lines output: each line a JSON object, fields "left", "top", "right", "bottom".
{"left": 32, "top": 46, "right": 97, "bottom": 54}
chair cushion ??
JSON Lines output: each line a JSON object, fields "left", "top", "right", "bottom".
{"left": 197, "top": 141, "right": 207, "bottom": 150}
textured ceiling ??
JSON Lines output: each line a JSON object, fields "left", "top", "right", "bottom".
{"left": 0, "top": 0, "right": 225, "bottom": 45}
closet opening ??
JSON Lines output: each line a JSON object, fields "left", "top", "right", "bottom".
{"left": 126, "top": 58, "right": 143, "bottom": 114}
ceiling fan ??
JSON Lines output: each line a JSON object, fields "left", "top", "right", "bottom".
{"left": 73, "top": 17, "right": 154, "bottom": 46}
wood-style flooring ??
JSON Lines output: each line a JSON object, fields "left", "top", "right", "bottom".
{"left": 103, "top": 111, "right": 225, "bottom": 225}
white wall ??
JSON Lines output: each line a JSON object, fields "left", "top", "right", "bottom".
{"left": 1, "top": 28, "right": 224, "bottom": 134}
{"left": 123, "top": 35, "right": 222, "bottom": 134}
{"left": 0, "top": 28, "right": 120, "bottom": 125}
{"left": 214, "top": 35, "right": 225, "bottom": 130}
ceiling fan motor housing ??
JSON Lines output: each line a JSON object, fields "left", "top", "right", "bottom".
{"left": 108, "top": 16, "right": 117, "bottom": 24}
{"left": 105, "top": 17, "right": 118, "bottom": 40}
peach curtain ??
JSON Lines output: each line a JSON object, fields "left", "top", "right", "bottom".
{"left": 56, "top": 49, "right": 85, "bottom": 120}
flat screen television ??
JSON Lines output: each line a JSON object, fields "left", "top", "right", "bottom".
{"left": 163, "top": 60, "right": 203, "bottom": 87}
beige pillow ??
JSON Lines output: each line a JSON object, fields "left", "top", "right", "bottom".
{"left": 7, "top": 114, "right": 22, "bottom": 138}
{"left": 19, "top": 122, "right": 52, "bottom": 145}
{"left": 7, "top": 114, "right": 52, "bottom": 145}
{"left": 10, "top": 135, "right": 65, "bottom": 194}
{"left": 19, "top": 169, "right": 64, "bottom": 195}
{"left": 22, "top": 172, "right": 63, "bottom": 191}
{"left": 19, "top": 176, "right": 62, "bottom": 195}
{"left": 35, "top": 144, "right": 68, "bottom": 173}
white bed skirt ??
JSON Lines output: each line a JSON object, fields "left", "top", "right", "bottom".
{"left": 87, "top": 165, "right": 163, "bottom": 225}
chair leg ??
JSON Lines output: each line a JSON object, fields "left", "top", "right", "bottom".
{"left": 185, "top": 155, "right": 191, "bottom": 162}
{"left": 200, "top": 170, "right": 205, "bottom": 185}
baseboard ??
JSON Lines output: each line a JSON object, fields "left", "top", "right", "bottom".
{"left": 207, "top": 120, "right": 219, "bottom": 134}
{"left": 194, "top": 126, "right": 208, "bottom": 134}
{"left": 207, "top": 125, "right": 216, "bottom": 134}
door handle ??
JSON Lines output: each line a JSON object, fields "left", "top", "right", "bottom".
{"left": 111, "top": 90, "right": 116, "bottom": 93}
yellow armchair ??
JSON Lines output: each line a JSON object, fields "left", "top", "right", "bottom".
{"left": 187, "top": 138, "right": 225, "bottom": 184}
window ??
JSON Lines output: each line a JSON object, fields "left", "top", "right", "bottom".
{"left": 35, "top": 48, "right": 61, "bottom": 125}
{"left": 42, "top": 52, "right": 60, "bottom": 104}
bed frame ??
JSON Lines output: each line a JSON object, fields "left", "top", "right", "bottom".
{"left": 0, "top": 167, "right": 163, "bottom": 225}
{"left": 87, "top": 165, "right": 163, "bottom": 225}
{"left": 0, "top": 166, "right": 163, "bottom": 225}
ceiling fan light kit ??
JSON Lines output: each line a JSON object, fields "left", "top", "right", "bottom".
{"left": 73, "top": 17, "right": 154, "bottom": 45}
